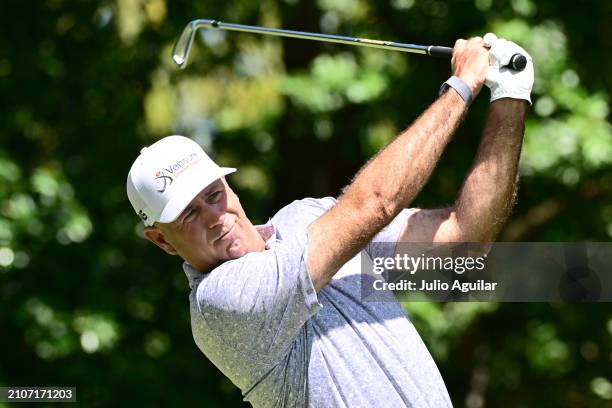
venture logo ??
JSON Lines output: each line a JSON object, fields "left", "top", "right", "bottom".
{"left": 154, "top": 171, "right": 173, "bottom": 193}
{"left": 154, "top": 152, "right": 200, "bottom": 193}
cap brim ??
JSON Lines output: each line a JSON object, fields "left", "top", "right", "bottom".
{"left": 157, "top": 167, "right": 236, "bottom": 224}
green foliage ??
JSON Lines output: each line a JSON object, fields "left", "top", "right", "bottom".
{"left": 281, "top": 53, "right": 389, "bottom": 111}
{"left": 1, "top": 0, "right": 610, "bottom": 407}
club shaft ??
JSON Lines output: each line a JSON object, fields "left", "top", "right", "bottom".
{"left": 172, "top": 19, "right": 453, "bottom": 68}
{"left": 210, "top": 20, "right": 431, "bottom": 54}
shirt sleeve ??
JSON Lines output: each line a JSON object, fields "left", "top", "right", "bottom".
{"left": 193, "top": 228, "right": 322, "bottom": 362}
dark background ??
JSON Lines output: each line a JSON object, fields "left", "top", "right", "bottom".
{"left": 1, "top": 0, "right": 611, "bottom": 406}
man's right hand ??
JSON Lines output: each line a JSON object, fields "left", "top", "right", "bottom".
{"left": 451, "top": 37, "right": 490, "bottom": 98}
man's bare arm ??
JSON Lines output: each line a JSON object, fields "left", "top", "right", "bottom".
{"left": 399, "top": 98, "right": 528, "bottom": 243}
{"left": 307, "top": 39, "right": 489, "bottom": 291}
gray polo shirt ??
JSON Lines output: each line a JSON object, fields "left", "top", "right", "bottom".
{"left": 183, "top": 197, "right": 452, "bottom": 407}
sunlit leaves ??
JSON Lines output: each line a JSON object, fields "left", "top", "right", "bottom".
{"left": 231, "top": 165, "right": 271, "bottom": 196}
{"left": 281, "top": 53, "right": 388, "bottom": 111}
{"left": 1, "top": 1, "right": 610, "bottom": 406}
{"left": 510, "top": 0, "right": 536, "bottom": 17}
{"left": 144, "top": 331, "right": 171, "bottom": 358}
{"left": 391, "top": 0, "right": 415, "bottom": 11}
{"left": 0, "top": 158, "right": 92, "bottom": 272}
{"left": 24, "top": 298, "right": 74, "bottom": 360}
{"left": 281, "top": 75, "right": 343, "bottom": 112}
{"left": 591, "top": 377, "right": 612, "bottom": 400}
{"left": 525, "top": 322, "right": 570, "bottom": 375}
{"left": 317, "top": 0, "right": 369, "bottom": 22}
{"left": 491, "top": 19, "right": 612, "bottom": 179}
{"left": 0, "top": 247, "right": 15, "bottom": 267}
{"left": 116, "top": 0, "right": 167, "bottom": 43}
{"left": 4, "top": 194, "right": 36, "bottom": 220}
{"left": 56, "top": 213, "right": 93, "bottom": 244}
{"left": 403, "top": 302, "right": 498, "bottom": 360}
{"left": 73, "top": 312, "right": 120, "bottom": 354}
{"left": 145, "top": 70, "right": 283, "bottom": 138}
{"left": 364, "top": 120, "right": 396, "bottom": 155}
{"left": 30, "top": 166, "right": 93, "bottom": 244}
{"left": 144, "top": 72, "right": 176, "bottom": 135}
{"left": 0, "top": 157, "right": 21, "bottom": 184}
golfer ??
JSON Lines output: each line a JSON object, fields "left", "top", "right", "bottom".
{"left": 127, "top": 35, "right": 533, "bottom": 407}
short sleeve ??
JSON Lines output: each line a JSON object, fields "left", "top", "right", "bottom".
{"left": 193, "top": 230, "right": 322, "bottom": 361}
{"left": 290, "top": 197, "right": 412, "bottom": 261}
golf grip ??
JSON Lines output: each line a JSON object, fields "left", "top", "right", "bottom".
{"left": 428, "top": 46, "right": 527, "bottom": 72}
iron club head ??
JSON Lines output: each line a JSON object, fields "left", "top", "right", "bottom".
{"left": 172, "top": 20, "right": 216, "bottom": 69}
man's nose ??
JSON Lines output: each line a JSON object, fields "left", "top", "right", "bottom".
{"left": 201, "top": 202, "right": 225, "bottom": 229}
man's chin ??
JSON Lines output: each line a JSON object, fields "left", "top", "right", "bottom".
{"left": 226, "top": 243, "right": 248, "bottom": 259}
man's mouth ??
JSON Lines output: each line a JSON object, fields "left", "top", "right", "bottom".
{"left": 215, "top": 221, "right": 235, "bottom": 243}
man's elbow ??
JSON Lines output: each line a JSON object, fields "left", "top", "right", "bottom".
{"left": 372, "top": 190, "right": 398, "bottom": 223}
{"left": 347, "top": 186, "right": 397, "bottom": 227}
{"left": 436, "top": 209, "right": 499, "bottom": 243}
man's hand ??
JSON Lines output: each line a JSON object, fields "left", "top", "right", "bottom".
{"left": 484, "top": 34, "right": 534, "bottom": 104}
{"left": 451, "top": 37, "right": 489, "bottom": 98}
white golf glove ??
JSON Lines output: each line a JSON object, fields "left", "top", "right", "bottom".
{"left": 483, "top": 33, "right": 534, "bottom": 104}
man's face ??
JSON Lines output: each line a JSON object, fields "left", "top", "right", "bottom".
{"left": 144, "top": 178, "right": 265, "bottom": 272}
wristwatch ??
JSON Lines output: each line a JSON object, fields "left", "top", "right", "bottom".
{"left": 438, "top": 76, "right": 473, "bottom": 106}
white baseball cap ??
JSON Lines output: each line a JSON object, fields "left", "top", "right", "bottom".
{"left": 126, "top": 135, "right": 236, "bottom": 226}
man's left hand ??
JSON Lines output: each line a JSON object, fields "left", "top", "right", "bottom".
{"left": 484, "top": 33, "right": 534, "bottom": 105}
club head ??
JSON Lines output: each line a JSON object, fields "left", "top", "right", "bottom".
{"left": 171, "top": 20, "right": 215, "bottom": 69}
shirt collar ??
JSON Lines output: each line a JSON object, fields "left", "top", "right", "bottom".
{"left": 182, "top": 222, "right": 279, "bottom": 288}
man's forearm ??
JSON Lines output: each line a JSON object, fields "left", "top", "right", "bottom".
{"left": 310, "top": 90, "right": 467, "bottom": 280}
{"left": 453, "top": 99, "right": 528, "bottom": 241}
{"left": 347, "top": 90, "right": 466, "bottom": 219}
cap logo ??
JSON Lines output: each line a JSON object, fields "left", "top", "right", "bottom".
{"left": 154, "top": 152, "right": 201, "bottom": 193}
{"left": 154, "top": 170, "right": 173, "bottom": 193}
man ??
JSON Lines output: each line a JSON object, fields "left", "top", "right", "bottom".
{"left": 127, "top": 35, "right": 533, "bottom": 407}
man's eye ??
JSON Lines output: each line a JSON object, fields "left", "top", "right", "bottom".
{"left": 183, "top": 209, "right": 196, "bottom": 223}
{"left": 207, "top": 191, "right": 222, "bottom": 203}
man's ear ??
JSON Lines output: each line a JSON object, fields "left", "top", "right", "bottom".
{"left": 144, "top": 226, "right": 179, "bottom": 256}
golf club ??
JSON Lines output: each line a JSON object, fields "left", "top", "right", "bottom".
{"left": 172, "top": 19, "right": 527, "bottom": 71}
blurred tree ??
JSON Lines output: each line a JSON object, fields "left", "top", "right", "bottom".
{"left": 0, "top": 0, "right": 610, "bottom": 407}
